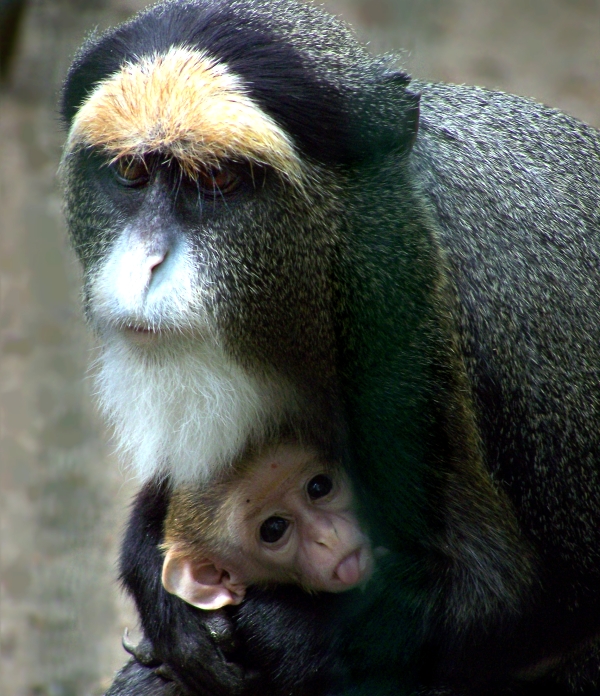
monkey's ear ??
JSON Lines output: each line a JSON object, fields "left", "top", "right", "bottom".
{"left": 161, "top": 547, "right": 246, "bottom": 610}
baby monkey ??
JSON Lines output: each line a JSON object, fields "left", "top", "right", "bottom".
{"left": 161, "top": 445, "right": 375, "bottom": 610}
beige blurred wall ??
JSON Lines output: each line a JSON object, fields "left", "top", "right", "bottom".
{"left": 1, "top": 1, "right": 598, "bottom": 694}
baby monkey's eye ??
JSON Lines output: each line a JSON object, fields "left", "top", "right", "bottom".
{"left": 260, "top": 516, "right": 289, "bottom": 543}
{"left": 307, "top": 474, "right": 333, "bottom": 500}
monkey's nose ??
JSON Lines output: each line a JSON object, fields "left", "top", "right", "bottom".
{"left": 147, "top": 252, "right": 168, "bottom": 277}
{"left": 146, "top": 250, "right": 172, "bottom": 293}
{"left": 308, "top": 516, "right": 339, "bottom": 548}
{"left": 148, "top": 253, "right": 167, "bottom": 271}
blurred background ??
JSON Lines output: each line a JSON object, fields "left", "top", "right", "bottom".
{"left": 1, "top": 0, "right": 599, "bottom": 694}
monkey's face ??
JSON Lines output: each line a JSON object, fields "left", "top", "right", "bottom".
{"left": 226, "top": 445, "right": 374, "bottom": 593}
{"left": 65, "top": 149, "right": 276, "bottom": 344}
{"left": 161, "top": 444, "right": 375, "bottom": 608}
{"left": 62, "top": 47, "right": 343, "bottom": 367}
{"left": 61, "top": 47, "right": 345, "bottom": 484}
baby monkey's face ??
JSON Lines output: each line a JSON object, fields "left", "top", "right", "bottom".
{"left": 228, "top": 446, "right": 374, "bottom": 593}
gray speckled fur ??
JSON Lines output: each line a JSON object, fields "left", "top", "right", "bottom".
{"left": 412, "top": 82, "right": 600, "bottom": 578}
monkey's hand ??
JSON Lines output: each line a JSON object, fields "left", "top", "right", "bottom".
{"left": 122, "top": 630, "right": 160, "bottom": 668}
{"left": 106, "top": 656, "right": 191, "bottom": 696}
{"left": 121, "top": 615, "right": 257, "bottom": 696}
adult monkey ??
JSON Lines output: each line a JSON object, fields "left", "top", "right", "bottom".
{"left": 60, "top": 0, "right": 600, "bottom": 694}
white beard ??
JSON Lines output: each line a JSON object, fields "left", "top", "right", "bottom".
{"left": 94, "top": 333, "right": 301, "bottom": 486}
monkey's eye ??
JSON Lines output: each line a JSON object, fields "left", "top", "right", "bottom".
{"left": 307, "top": 475, "right": 333, "bottom": 500}
{"left": 196, "top": 164, "right": 242, "bottom": 196}
{"left": 259, "top": 516, "right": 289, "bottom": 544}
{"left": 112, "top": 156, "right": 149, "bottom": 187}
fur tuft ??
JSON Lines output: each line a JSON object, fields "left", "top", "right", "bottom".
{"left": 66, "top": 46, "right": 305, "bottom": 185}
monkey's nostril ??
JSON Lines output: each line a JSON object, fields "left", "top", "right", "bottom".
{"left": 148, "top": 252, "right": 167, "bottom": 273}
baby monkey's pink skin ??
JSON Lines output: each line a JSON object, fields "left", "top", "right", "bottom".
{"left": 162, "top": 445, "right": 375, "bottom": 610}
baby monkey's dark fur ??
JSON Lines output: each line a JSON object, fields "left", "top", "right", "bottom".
{"left": 60, "top": 1, "right": 600, "bottom": 694}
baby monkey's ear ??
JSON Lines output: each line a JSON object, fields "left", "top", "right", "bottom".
{"left": 162, "top": 546, "right": 247, "bottom": 610}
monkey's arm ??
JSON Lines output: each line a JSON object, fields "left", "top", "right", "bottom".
{"left": 119, "top": 481, "right": 346, "bottom": 696}
{"left": 118, "top": 481, "right": 249, "bottom": 696}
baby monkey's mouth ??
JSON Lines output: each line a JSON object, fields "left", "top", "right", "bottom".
{"left": 333, "top": 546, "right": 372, "bottom": 587}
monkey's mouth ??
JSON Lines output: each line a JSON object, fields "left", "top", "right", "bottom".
{"left": 333, "top": 546, "right": 372, "bottom": 587}
{"left": 123, "top": 323, "right": 161, "bottom": 343}
{"left": 127, "top": 325, "right": 155, "bottom": 333}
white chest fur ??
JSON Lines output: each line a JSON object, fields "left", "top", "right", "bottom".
{"left": 94, "top": 334, "right": 301, "bottom": 485}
